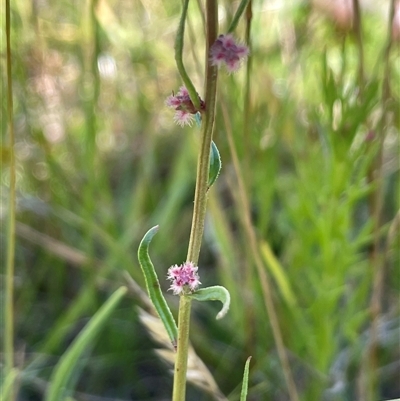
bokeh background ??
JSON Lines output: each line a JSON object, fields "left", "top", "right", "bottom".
{"left": 1, "top": 0, "right": 400, "bottom": 400}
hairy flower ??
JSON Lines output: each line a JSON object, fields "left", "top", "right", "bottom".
{"left": 165, "top": 86, "right": 205, "bottom": 127}
{"left": 210, "top": 34, "right": 249, "bottom": 73}
{"left": 167, "top": 262, "right": 201, "bottom": 295}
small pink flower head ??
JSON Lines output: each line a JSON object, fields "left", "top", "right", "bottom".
{"left": 165, "top": 86, "right": 205, "bottom": 127}
{"left": 210, "top": 34, "right": 249, "bottom": 73}
{"left": 167, "top": 261, "right": 201, "bottom": 295}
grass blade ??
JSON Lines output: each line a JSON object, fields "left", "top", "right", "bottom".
{"left": 0, "top": 368, "right": 18, "bottom": 401}
{"left": 260, "top": 241, "right": 297, "bottom": 307}
{"left": 45, "top": 286, "right": 127, "bottom": 401}
{"left": 240, "top": 356, "right": 252, "bottom": 401}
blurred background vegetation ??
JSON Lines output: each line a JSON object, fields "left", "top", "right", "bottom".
{"left": 1, "top": 0, "right": 399, "bottom": 400}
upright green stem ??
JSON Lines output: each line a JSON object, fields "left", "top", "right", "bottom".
{"left": 172, "top": 295, "right": 192, "bottom": 401}
{"left": 175, "top": 0, "right": 201, "bottom": 110}
{"left": 242, "top": 0, "right": 256, "bottom": 358}
{"left": 172, "top": 2, "right": 218, "bottom": 400}
{"left": 82, "top": 0, "right": 100, "bottom": 259}
{"left": 186, "top": 1, "right": 218, "bottom": 265}
{"left": 228, "top": 0, "right": 250, "bottom": 33}
{"left": 5, "top": 0, "right": 16, "bottom": 398}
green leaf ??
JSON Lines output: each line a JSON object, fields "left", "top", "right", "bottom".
{"left": 0, "top": 368, "right": 18, "bottom": 401}
{"left": 45, "top": 286, "right": 127, "bottom": 401}
{"left": 189, "top": 285, "right": 230, "bottom": 319}
{"left": 174, "top": 0, "right": 200, "bottom": 110}
{"left": 137, "top": 225, "right": 178, "bottom": 348}
{"left": 240, "top": 356, "right": 252, "bottom": 401}
{"left": 208, "top": 141, "right": 222, "bottom": 190}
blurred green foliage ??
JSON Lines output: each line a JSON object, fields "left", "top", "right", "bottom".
{"left": 1, "top": 0, "right": 399, "bottom": 400}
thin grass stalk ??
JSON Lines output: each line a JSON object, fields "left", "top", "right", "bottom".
{"left": 81, "top": 0, "right": 101, "bottom": 259}
{"left": 5, "top": 0, "right": 16, "bottom": 399}
{"left": 227, "top": 0, "right": 250, "bottom": 33}
{"left": 241, "top": 0, "right": 256, "bottom": 356}
{"left": 221, "top": 102, "right": 300, "bottom": 401}
{"left": 365, "top": 1, "right": 396, "bottom": 399}
{"left": 45, "top": 287, "right": 127, "bottom": 401}
{"left": 172, "top": 1, "right": 218, "bottom": 400}
{"left": 84, "top": 0, "right": 100, "bottom": 157}
{"left": 243, "top": 0, "right": 252, "bottom": 168}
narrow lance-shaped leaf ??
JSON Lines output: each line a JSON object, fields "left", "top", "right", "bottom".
{"left": 137, "top": 225, "right": 178, "bottom": 348}
{"left": 240, "top": 356, "right": 252, "bottom": 401}
{"left": 189, "top": 285, "right": 230, "bottom": 319}
{"left": 45, "top": 286, "right": 127, "bottom": 401}
{"left": 174, "top": 0, "right": 200, "bottom": 109}
{"left": 208, "top": 141, "right": 222, "bottom": 190}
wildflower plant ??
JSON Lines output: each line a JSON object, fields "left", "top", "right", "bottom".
{"left": 4, "top": 0, "right": 398, "bottom": 398}
{"left": 135, "top": 0, "right": 252, "bottom": 400}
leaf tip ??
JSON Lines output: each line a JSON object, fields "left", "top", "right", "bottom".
{"left": 216, "top": 305, "right": 229, "bottom": 320}
{"left": 190, "top": 285, "right": 230, "bottom": 320}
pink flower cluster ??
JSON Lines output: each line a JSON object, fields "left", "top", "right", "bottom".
{"left": 167, "top": 262, "right": 201, "bottom": 295}
{"left": 210, "top": 34, "right": 249, "bottom": 73}
{"left": 165, "top": 86, "right": 205, "bottom": 127}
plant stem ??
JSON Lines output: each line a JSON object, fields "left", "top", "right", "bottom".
{"left": 172, "top": 295, "right": 192, "bottom": 401}
{"left": 82, "top": 0, "right": 100, "bottom": 259}
{"left": 228, "top": 0, "right": 250, "bottom": 33}
{"left": 175, "top": 0, "right": 201, "bottom": 110}
{"left": 243, "top": 0, "right": 252, "bottom": 173}
{"left": 241, "top": 0, "right": 256, "bottom": 357}
{"left": 5, "top": 0, "right": 16, "bottom": 398}
{"left": 172, "top": 1, "right": 218, "bottom": 400}
{"left": 186, "top": 0, "right": 218, "bottom": 265}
